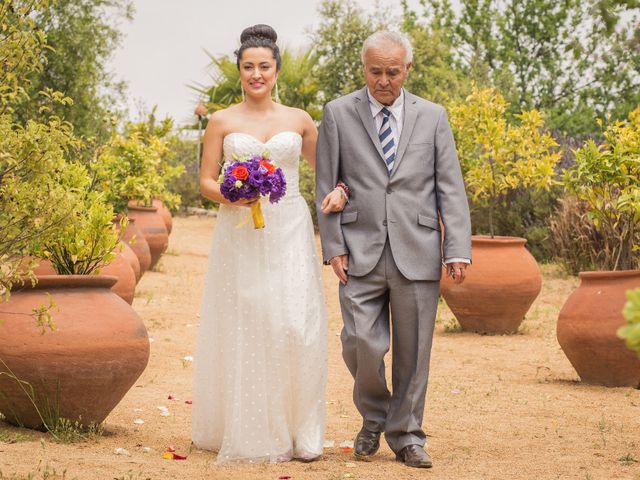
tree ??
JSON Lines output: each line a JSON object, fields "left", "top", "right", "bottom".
{"left": 0, "top": 0, "right": 86, "bottom": 305}
{"left": 14, "top": 0, "right": 133, "bottom": 143}
{"left": 309, "top": 0, "right": 389, "bottom": 101}
{"left": 405, "top": 0, "right": 640, "bottom": 136}
{"left": 401, "top": 1, "right": 473, "bottom": 105}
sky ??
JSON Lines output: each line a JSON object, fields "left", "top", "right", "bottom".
{"left": 109, "top": 0, "right": 422, "bottom": 125}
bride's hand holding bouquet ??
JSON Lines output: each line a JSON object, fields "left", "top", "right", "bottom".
{"left": 217, "top": 150, "right": 286, "bottom": 229}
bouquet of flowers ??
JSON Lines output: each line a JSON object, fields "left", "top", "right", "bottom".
{"left": 218, "top": 151, "right": 286, "bottom": 229}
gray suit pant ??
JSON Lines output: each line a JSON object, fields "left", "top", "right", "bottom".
{"left": 338, "top": 239, "right": 439, "bottom": 453}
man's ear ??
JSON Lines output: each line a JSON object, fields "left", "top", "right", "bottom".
{"left": 406, "top": 62, "right": 413, "bottom": 73}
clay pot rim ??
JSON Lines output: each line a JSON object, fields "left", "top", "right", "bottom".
{"left": 578, "top": 269, "right": 640, "bottom": 280}
{"left": 127, "top": 204, "right": 158, "bottom": 213}
{"left": 472, "top": 235, "right": 527, "bottom": 246}
{"left": 11, "top": 275, "right": 118, "bottom": 291}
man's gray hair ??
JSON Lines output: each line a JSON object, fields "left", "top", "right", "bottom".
{"left": 361, "top": 30, "right": 413, "bottom": 65}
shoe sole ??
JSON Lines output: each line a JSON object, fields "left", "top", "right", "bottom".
{"left": 395, "top": 455, "right": 433, "bottom": 468}
{"left": 354, "top": 450, "right": 378, "bottom": 462}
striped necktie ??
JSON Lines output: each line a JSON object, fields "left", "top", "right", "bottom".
{"left": 379, "top": 107, "right": 395, "bottom": 172}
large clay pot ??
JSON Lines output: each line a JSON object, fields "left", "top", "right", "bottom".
{"left": 557, "top": 270, "right": 640, "bottom": 387}
{"left": 120, "top": 241, "right": 141, "bottom": 284}
{"left": 126, "top": 205, "right": 168, "bottom": 270}
{"left": 118, "top": 217, "right": 152, "bottom": 277}
{"left": 0, "top": 275, "right": 150, "bottom": 429}
{"left": 100, "top": 250, "right": 136, "bottom": 305}
{"left": 152, "top": 199, "right": 173, "bottom": 235}
{"left": 440, "top": 236, "right": 542, "bottom": 334}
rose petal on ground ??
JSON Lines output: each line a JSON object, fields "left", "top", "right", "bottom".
{"left": 278, "top": 476, "right": 291, "bottom": 480}
{"left": 114, "top": 448, "right": 130, "bottom": 456}
{"left": 185, "top": 400, "right": 193, "bottom": 405}
{"left": 165, "top": 446, "right": 176, "bottom": 452}
{"left": 133, "top": 419, "right": 145, "bottom": 425}
{"left": 451, "top": 388, "right": 461, "bottom": 394}
{"left": 340, "top": 447, "right": 353, "bottom": 453}
{"left": 339, "top": 440, "right": 354, "bottom": 448}
{"left": 183, "top": 355, "right": 194, "bottom": 362}
{"left": 323, "top": 440, "right": 335, "bottom": 448}
{"left": 345, "top": 462, "right": 357, "bottom": 467}
{"left": 143, "top": 447, "right": 152, "bottom": 453}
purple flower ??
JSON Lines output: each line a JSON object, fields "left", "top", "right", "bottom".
{"left": 217, "top": 155, "right": 286, "bottom": 205}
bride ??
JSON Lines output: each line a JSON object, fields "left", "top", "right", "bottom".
{"left": 192, "top": 24, "right": 346, "bottom": 464}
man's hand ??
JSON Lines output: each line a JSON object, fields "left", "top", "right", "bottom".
{"left": 330, "top": 254, "right": 349, "bottom": 285}
{"left": 446, "top": 262, "right": 468, "bottom": 285}
{"left": 321, "top": 188, "right": 347, "bottom": 213}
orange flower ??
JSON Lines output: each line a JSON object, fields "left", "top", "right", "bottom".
{"left": 260, "top": 160, "right": 275, "bottom": 174}
{"left": 232, "top": 165, "right": 249, "bottom": 180}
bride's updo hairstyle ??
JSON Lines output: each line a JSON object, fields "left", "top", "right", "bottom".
{"left": 235, "top": 24, "right": 282, "bottom": 71}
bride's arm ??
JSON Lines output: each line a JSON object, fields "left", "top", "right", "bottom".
{"left": 300, "top": 111, "right": 347, "bottom": 213}
{"left": 199, "top": 113, "right": 256, "bottom": 207}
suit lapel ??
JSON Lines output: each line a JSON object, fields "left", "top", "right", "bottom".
{"left": 391, "top": 90, "right": 417, "bottom": 177}
{"left": 354, "top": 87, "right": 386, "bottom": 161}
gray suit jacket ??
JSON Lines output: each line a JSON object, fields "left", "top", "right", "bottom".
{"left": 316, "top": 87, "right": 471, "bottom": 281}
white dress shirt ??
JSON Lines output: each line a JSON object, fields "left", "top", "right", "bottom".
{"left": 366, "top": 88, "right": 470, "bottom": 266}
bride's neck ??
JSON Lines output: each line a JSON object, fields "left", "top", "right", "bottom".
{"left": 244, "top": 95, "right": 275, "bottom": 112}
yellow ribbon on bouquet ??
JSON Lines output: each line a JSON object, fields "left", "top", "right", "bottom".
{"left": 235, "top": 198, "right": 265, "bottom": 229}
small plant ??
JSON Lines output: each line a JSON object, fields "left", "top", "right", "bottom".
{"left": 33, "top": 185, "right": 122, "bottom": 275}
{"left": 450, "top": 86, "right": 561, "bottom": 237}
{"left": 49, "top": 418, "right": 103, "bottom": 444}
{"left": 561, "top": 108, "right": 640, "bottom": 271}
{"left": 618, "top": 288, "right": 640, "bottom": 356}
{"left": 618, "top": 453, "right": 638, "bottom": 466}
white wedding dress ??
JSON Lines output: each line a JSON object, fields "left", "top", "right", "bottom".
{"left": 192, "top": 131, "right": 328, "bottom": 464}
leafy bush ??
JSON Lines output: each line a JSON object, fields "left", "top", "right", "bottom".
{"left": 619, "top": 288, "right": 640, "bottom": 357}
{"left": 561, "top": 108, "right": 640, "bottom": 271}
{"left": 450, "top": 87, "right": 561, "bottom": 237}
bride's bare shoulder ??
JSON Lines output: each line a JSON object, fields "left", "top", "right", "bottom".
{"left": 279, "top": 104, "right": 314, "bottom": 125}
{"left": 206, "top": 105, "right": 244, "bottom": 132}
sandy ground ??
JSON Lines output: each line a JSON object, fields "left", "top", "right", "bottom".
{"left": 1, "top": 215, "right": 639, "bottom": 480}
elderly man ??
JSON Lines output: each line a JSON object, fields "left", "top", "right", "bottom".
{"left": 316, "top": 30, "right": 471, "bottom": 468}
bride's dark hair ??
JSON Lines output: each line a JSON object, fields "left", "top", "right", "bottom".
{"left": 235, "top": 24, "right": 282, "bottom": 71}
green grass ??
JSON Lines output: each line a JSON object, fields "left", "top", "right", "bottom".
{"left": 0, "top": 463, "right": 74, "bottom": 480}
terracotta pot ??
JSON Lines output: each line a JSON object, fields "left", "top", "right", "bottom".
{"left": 118, "top": 217, "right": 152, "bottom": 277}
{"left": 152, "top": 199, "right": 173, "bottom": 235}
{"left": 26, "top": 248, "right": 136, "bottom": 305}
{"left": 0, "top": 275, "right": 150, "bottom": 429}
{"left": 440, "top": 235, "right": 542, "bottom": 334}
{"left": 126, "top": 205, "right": 168, "bottom": 270}
{"left": 119, "top": 241, "right": 141, "bottom": 284}
{"left": 557, "top": 270, "right": 640, "bottom": 387}
{"left": 100, "top": 250, "right": 136, "bottom": 305}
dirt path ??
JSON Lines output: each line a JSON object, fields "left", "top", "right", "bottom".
{"left": 1, "top": 215, "right": 639, "bottom": 480}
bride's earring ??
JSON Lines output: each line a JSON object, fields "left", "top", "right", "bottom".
{"left": 274, "top": 82, "right": 281, "bottom": 103}
{"left": 241, "top": 85, "right": 246, "bottom": 102}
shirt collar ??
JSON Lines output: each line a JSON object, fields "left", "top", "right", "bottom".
{"left": 367, "top": 88, "right": 404, "bottom": 119}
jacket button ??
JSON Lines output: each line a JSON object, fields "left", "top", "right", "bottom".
{"left": 386, "top": 187, "right": 393, "bottom": 194}
{"left": 382, "top": 220, "right": 388, "bottom": 226}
